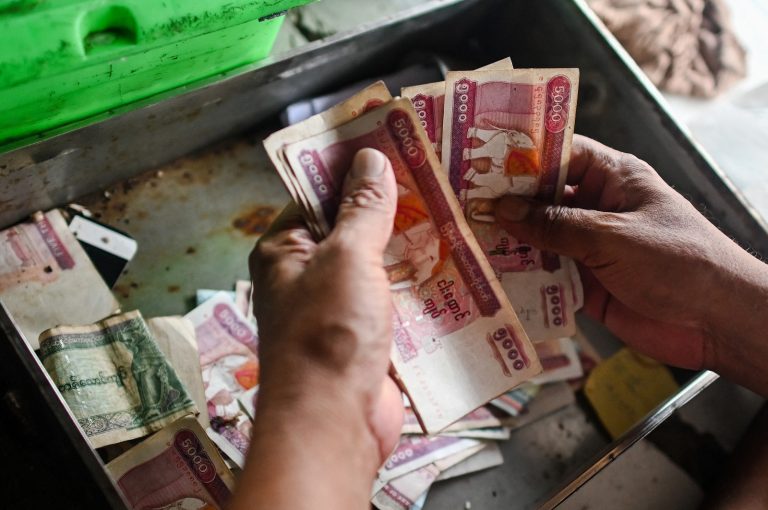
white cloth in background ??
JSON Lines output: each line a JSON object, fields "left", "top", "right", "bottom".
{"left": 588, "top": 0, "right": 747, "bottom": 98}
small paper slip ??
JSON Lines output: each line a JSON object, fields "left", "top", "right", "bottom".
{"left": 585, "top": 348, "right": 679, "bottom": 439}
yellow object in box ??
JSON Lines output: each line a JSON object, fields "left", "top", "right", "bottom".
{"left": 585, "top": 348, "right": 679, "bottom": 439}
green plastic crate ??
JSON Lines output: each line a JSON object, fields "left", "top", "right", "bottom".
{"left": 0, "top": 0, "right": 314, "bottom": 145}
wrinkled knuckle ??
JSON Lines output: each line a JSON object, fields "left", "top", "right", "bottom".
{"left": 577, "top": 211, "right": 625, "bottom": 266}
{"left": 618, "top": 152, "right": 641, "bottom": 167}
{"left": 619, "top": 153, "right": 658, "bottom": 181}
{"left": 341, "top": 185, "right": 392, "bottom": 214}
{"left": 250, "top": 238, "right": 278, "bottom": 268}
{"left": 614, "top": 153, "right": 638, "bottom": 178}
{"left": 596, "top": 146, "right": 624, "bottom": 171}
{"left": 308, "top": 322, "right": 359, "bottom": 372}
{"left": 251, "top": 229, "right": 313, "bottom": 267}
{"left": 280, "top": 229, "right": 315, "bottom": 253}
{"left": 598, "top": 212, "right": 636, "bottom": 248}
{"left": 592, "top": 211, "right": 626, "bottom": 235}
{"left": 323, "top": 235, "right": 359, "bottom": 266}
{"left": 542, "top": 205, "right": 570, "bottom": 241}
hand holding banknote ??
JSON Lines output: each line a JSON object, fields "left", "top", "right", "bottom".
{"left": 495, "top": 135, "right": 768, "bottom": 396}
{"left": 230, "top": 149, "right": 404, "bottom": 510}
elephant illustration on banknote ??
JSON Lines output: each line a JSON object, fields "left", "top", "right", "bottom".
{"left": 462, "top": 127, "right": 541, "bottom": 223}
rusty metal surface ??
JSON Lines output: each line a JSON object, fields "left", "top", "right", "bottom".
{"left": 79, "top": 132, "right": 288, "bottom": 317}
{"left": 0, "top": 0, "right": 472, "bottom": 229}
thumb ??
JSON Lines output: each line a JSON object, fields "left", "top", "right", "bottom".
{"left": 495, "top": 195, "right": 605, "bottom": 262}
{"left": 330, "top": 148, "right": 398, "bottom": 255}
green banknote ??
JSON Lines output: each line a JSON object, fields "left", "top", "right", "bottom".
{"left": 39, "top": 310, "right": 197, "bottom": 448}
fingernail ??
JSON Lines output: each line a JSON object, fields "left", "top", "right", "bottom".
{"left": 350, "top": 149, "right": 387, "bottom": 180}
{"left": 496, "top": 196, "right": 531, "bottom": 222}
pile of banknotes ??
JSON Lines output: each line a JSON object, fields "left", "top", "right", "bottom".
{"left": 0, "top": 57, "right": 596, "bottom": 510}
{"left": 266, "top": 57, "right": 584, "bottom": 433}
{"left": 374, "top": 331, "right": 600, "bottom": 509}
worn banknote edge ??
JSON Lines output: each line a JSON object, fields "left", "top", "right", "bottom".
{"left": 264, "top": 81, "right": 393, "bottom": 237}
{"left": 400, "top": 57, "right": 513, "bottom": 99}
{"left": 106, "top": 416, "right": 236, "bottom": 503}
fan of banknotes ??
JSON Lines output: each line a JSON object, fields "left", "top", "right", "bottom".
{"left": 264, "top": 58, "right": 584, "bottom": 433}
{"left": 2, "top": 57, "right": 597, "bottom": 510}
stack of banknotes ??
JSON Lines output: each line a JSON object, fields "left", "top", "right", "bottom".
{"left": 265, "top": 57, "right": 583, "bottom": 433}
{"left": 0, "top": 57, "right": 594, "bottom": 510}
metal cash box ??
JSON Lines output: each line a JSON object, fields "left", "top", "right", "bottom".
{"left": 1, "top": 0, "right": 766, "bottom": 508}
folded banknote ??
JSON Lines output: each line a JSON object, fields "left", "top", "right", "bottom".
{"left": 107, "top": 416, "right": 235, "bottom": 509}
{"left": 39, "top": 310, "right": 197, "bottom": 448}
{"left": 0, "top": 209, "right": 119, "bottom": 350}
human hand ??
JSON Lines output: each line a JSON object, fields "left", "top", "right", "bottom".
{"left": 232, "top": 149, "right": 403, "bottom": 510}
{"left": 495, "top": 135, "right": 768, "bottom": 384}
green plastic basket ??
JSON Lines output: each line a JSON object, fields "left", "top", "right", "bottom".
{"left": 0, "top": 0, "right": 314, "bottom": 145}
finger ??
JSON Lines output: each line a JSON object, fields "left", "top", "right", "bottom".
{"left": 568, "top": 135, "right": 664, "bottom": 212}
{"left": 250, "top": 204, "right": 318, "bottom": 299}
{"left": 561, "top": 184, "right": 577, "bottom": 206}
{"left": 370, "top": 377, "right": 404, "bottom": 462}
{"left": 566, "top": 135, "right": 623, "bottom": 187}
{"left": 495, "top": 195, "right": 620, "bottom": 263}
{"left": 328, "top": 148, "right": 398, "bottom": 257}
{"left": 595, "top": 295, "right": 707, "bottom": 370}
{"left": 580, "top": 269, "right": 706, "bottom": 369}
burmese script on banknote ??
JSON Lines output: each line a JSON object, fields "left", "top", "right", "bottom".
{"left": 39, "top": 311, "right": 197, "bottom": 448}
{"left": 0, "top": 209, "right": 119, "bottom": 350}
{"left": 107, "top": 416, "right": 235, "bottom": 510}
{"left": 267, "top": 93, "right": 542, "bottom": 433}
{"left": 440, "top": 68, "right": 582, "bottom": 341}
